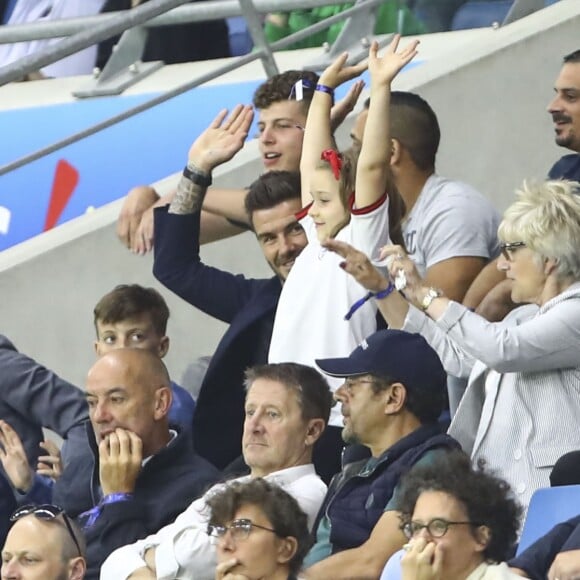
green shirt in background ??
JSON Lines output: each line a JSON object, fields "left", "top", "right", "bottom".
{"left": 264, "top": 2, "right": 426, "bottom": 51}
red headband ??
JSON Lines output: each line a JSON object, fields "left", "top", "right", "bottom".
{"left": 321, "top": 149, "right": 342, "bottom": 181}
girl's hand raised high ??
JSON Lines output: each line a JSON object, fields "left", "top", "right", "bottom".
{"left": 368, "top": 34, "right": 419, "bottom": 87}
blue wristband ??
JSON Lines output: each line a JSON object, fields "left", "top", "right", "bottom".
{"left": 315, "top": 83, "right": 335, "bottom": 97}
{"left": 374, "top": 283, "right": 396, "bottom": 300}
{"left": 102, "top": 492, "right": 134, "bottom": 505}
{"left": 344, "top": 283, "right": 396, "bottom": 321}
{"left": 78, "top": 492, "right": 134, "bottom": 529}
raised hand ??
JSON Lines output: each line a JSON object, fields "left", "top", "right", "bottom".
{"left": 379, "top": 244, "right": 425, "bottom": 300}
{"left": 368, "top": 34, "right": 419, "bottom": 87}
{"left": 323, "top": 239, "right": 388, "bottom": 293}
{"left": 99, "top": 428, "right": 143, "bottom": 496}
{"left": 36, "top": 439, "right": 63, "bottom": 482}
{"left": 0, "top": 420, "right": 34, "bottom": 492}
{"left": 319, "top": 51, "right": 367, "bottom": 90}
{"left": 188, "top": 105, "right": 254, "bottom": 173}
{"left": 330, "top": 79, "right": 365, "bottom": 132}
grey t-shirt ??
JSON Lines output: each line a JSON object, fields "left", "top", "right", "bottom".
{"left": 403, "top": 174, "right": 501, "bottom": 276}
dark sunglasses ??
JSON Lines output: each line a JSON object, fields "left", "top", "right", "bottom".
{"left": 11, "top": 504, "right": 82, "bottom": 557}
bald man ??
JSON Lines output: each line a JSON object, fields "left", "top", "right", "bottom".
{"left": 52, "top": 349, "right": 219, "bottom": 580}
{"left": 1, "top": 508, "right": 86, "bottom": 580}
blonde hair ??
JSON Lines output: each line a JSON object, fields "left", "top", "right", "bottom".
{"left": 498, "top": 180, "right": 580, "bottom": 280}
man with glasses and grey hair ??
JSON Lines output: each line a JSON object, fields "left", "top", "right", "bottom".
{"left": 1, "top": 504, "right": 86, "bottom": 580}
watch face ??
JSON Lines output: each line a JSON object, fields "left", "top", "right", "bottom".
{"left": 421, "top": 288, "right": 441, "bottom": 310}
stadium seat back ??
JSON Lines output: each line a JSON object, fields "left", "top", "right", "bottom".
{"left": 380, "top": 548, "right": 404, "bottom": 580}
{"left": 517, "top": 485, "right": 580, "bottom": 554}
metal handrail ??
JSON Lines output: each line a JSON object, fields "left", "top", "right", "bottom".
{"left": 0, "top": 0, "right": 193, "bottom": 85}
{"left": 0, "top": 0, "right": 348, "bottom": 43}
{"left": 0, "top": 0, "right": 388, "bottom": 177}
{"left": 0, "top": 0, "right": 548, "bottom": 177}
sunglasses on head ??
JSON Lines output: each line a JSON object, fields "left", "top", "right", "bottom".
{"left": 11, "top": 504, "right": 82, "bottom": 557}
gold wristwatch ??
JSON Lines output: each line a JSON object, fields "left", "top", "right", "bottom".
{"left": 420, "top": 287, "right": 443, "bottom": 311}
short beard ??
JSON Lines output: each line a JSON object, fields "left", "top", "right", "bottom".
{"left": 554, "top": 128, "right": 579, "bottom": 151}
{"left": 341, "top": 427, "right": 360, "bottom": 446}
{"left": 555, "top": 133, "right": 575, "bottom": 148}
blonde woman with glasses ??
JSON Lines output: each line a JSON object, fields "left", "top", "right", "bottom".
{"left": 324, "top": 179, "right": 580, "bottom": 513}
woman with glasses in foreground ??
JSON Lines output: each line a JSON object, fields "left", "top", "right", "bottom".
{"left": 207, "top": 479, "right": 312, "bottom": 580}
{"left": 324, "top": 179, "right": 580, "bottom": 511}
{"left": 397, "top": 451, "right": 522, "bottom": 580}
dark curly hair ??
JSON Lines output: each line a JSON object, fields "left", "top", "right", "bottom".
{"left": 397, "top": 451, "right": 522, "bottom": 563}
{"left": 206, "top": 478, "right": 313, "bottom": 577}
{"left": 253, "top": 70, "right": 320, "bottom": 113}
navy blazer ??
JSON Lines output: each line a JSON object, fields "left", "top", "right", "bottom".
{"left": 153, "top": 207, "right": 282, "bottom": 469}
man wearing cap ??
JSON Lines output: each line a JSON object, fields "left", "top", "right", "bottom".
{"left": 302, "top": 329, "right": 461, "bottom": 580}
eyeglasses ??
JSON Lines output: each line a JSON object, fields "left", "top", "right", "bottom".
{"left": 343, "top": 377, "right": 379, "bottom": 395}
{"left": 207, "top": 518, "right": 279, "bottom": 544}
{"left": 401, "top": 518, "right": 478, "bottom": 539}
{"left": 499, "top": 241, "right": 526, "bottom": 261}
{"left": 11, "top": 504, "right": 82, "bottom": 557}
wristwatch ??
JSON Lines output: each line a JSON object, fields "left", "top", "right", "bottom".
{"left": 420, "top": 287, "right": 443, "bottom": 311}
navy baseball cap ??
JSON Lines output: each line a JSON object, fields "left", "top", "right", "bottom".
{"left": 315, "top": 330, "right": 447, "bottom": 394}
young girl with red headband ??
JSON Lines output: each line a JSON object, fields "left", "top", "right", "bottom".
{"left": 268, "top": 35, "right": 419, "bottom": 464}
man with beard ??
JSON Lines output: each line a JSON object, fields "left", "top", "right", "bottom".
{"left": 547, "top": 49, "right": 580, "bottom": 180}
{"left": 301, "top": 330, "right": 460, "bottom": 579}
{"left": 462, "top": 49, "right": 580, "bottom": 324}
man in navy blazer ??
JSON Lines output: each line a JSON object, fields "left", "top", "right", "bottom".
{"left": 152, "top": 71, "right": 362, "bottom": 480}
{"left": 152, "top": 94, "right": 310, "bottom": 472}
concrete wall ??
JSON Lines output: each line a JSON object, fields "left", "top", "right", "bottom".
{"left": 0, "top": 0, "right": 578, "bottom": 388}
{"left": 404, "top": 0, "right": 580, "bottom": 213}
{"left": 0, "top": 152, "right": 270, "bottom": 388}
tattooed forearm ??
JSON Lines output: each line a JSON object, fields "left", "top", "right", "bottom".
{"left": 168, "top": 175, "right": 207, "bottom": 215}
{"left": 168, "top": 163, "right": 211, "bottom": 215}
